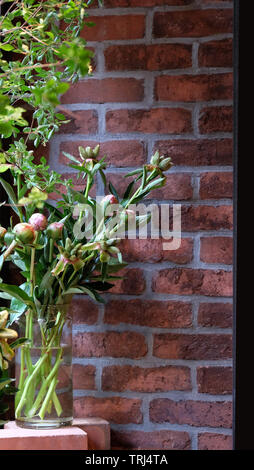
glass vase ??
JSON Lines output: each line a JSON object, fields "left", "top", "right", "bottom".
{"left": 15, "top": 304, "right": 73, "bottom": 429}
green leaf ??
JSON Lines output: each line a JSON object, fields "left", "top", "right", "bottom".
{"left": 0, "top": 177, "right": 19, "bottom": 216}
{"left": 108, "top": 181, "right": 119, "bottom": 200}
{"left": 10, "top": 337, "right": 31, "bottom": 350}
{"left": 0, "top": 283, "right": 33, "bottom": 305}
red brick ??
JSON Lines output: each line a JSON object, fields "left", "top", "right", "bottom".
{"left": 111, "top": 429, "right": 191, "bottom": 451}
{"left": 200, "top": 237, "right": 233, "bottom": 264}
{"left": 102, "top": 365, "right": 191, "bottom": 392}
{"left": 155, "top": 74, "right": 233, "bottom": 102}
{"left": 58, "top": 110, "right": 98, "bottom": 134}
{"left": 105, "top": 172, "right": 193, "bottom": 200}
{"left": 152, "top": 268, "right": 233, "bottom": 296}
{"left": 60, "top": 140, "right": 145, "bottom": 167}
{"left": 81, "top": 15, "right": 145, "bottom": 41}
{"left": 104, "top": 0, "right": 194, "bottom": 6}
{"left": 155, "top": 139, "right": 233, "bottom": 166}
{"left": 73, "top": 331, "right": 148, "bottom": 359}
{"left": 200, "top": 172, "right": 233, "bottom": 199}
{"left": 199, "top": 39, "right": 233, "bottom": 68}
{"left": 105, "top": 44, "right": 192, "bottom": 71}
{"left": 61, "top": 78, "right": 144, "bottom": 104}
{"left": 150, "top": 399, "right": 232, "bottom": 428}
{"left": 73, "top": 418, "right": 111, "bottom": 451}
{"left": 118, "top": 238, "right": 193, "bottom": 264}
{"left": 106, "top": 108, "right": 192, "bottom": 134}
{"left": 198, "top": 302, "right": 233, "bottom": 328}
{"left": 104, "top": 299, "right": 193, "bottom": 328}
{"left": 74, "top": 396, "right": 143, "bottom": 424}
{"left": 33, "top": 142, "right": 50, "bottom": 164}
{"left": 198, "top": 433, "right": 232, "bottom": 450}
{"left": 109, "top": 268, "right": 146, "bottom": 294}
{"left": 180, "top": 205, "right": 233, "bottom": 231}
{"left": 73, "top": 364, "right": 96, "bottom": 390}
{"left": 153, "top": 333, "right": 232, "bottom": 359}
{"left": 72, "top": 297, "right": 99, "bottom": 325}
{"left": 153, "top": 9, "right": 233, "bottom": 38}
{"left": 197, "top": 367, "right": 233, "bottom": 395}
{"left": 199, "top": 106, "right": 233, "bottom": 133}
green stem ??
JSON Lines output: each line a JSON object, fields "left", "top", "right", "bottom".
{"left": 38, "top": 375, "right": 58, "bottom": 420}
{"left": 27, "top": 349, "right": 62, "bottom": 418}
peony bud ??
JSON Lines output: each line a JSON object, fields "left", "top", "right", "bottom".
{"left": 102, "top": 194, "right": 118, "bottom": 205}
{"left": 46, "top": 222, "right": 64, "bottom": 240}
{"left": 150, "top": 150, "right": 160, "bottom": 166}
{"left": 100, "top": 251, "right": 110, "bottom": 263}
{"left": 29, "top": 213, "right": 48, "bottom": 231}
{"left": 93, "top": 144, "right": 100, "bottom": 157}
{"left": 159, "top": 157, "right": 173, "bottom": 171}
{"left": 13, "top": 223, "right": 36, "bottom": 244}
{"left": 85, "top": 146, "right": 93, "bottom": 158}
{"left": 0, "top": 226, "right": 7, "bottom": 240}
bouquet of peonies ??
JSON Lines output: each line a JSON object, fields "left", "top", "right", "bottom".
{"left": 0, "top": 143, "right": 173, "bottom": 425}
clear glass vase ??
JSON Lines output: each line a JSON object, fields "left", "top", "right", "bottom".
{"left": 15, "top": 304, "right": 73, "bottom": 429}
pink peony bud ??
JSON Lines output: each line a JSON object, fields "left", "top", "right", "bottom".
{"left": 46, "top": 222, "right": 64, "bottom": 240}
{"left": 29, "top": 213, "right": 48, "bottom": 231}
{"left": 102, "top": 194, "right": 118, "bottom": 205}
{"left": 13, "top": 223, "right": 36, "bottom": 244}
{"left": 0, "top": 226, "right": 7, "bottom": 240}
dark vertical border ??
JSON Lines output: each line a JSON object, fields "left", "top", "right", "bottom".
{"left": 233, "top": 0, "right": 254, "bottom": 450}
{"left": 233, "top": 0, "right": 239, "bottom": 450}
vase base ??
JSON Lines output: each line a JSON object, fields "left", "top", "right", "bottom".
{"left": 15, "top": 417, "right": 73, "bottom": 430}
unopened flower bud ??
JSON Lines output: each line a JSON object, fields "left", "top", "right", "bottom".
{"left": 102, "top": 194, "right": 118, "bottom": 205}
{"left": 29, "top": 213, "right": 48, "bottom": 231}
{"left": 13, "top": 223, "right": 36, "bottom": 244}
{"left": 159, "top": 157, "right": 173, "bottom": 171}
{"left": 93, "top": 144, "right": 100, "bottom": 157}
{"left": 46, "top": 222, "right": 64, "bottom": 240}
{"left": 0, "top": 226, "right": 7, "bottom": 240}
{"left": 150, "top": 150, "right": 160, "bottom": 166}
{"left": 85, "top": 146, "right": 93, "bottom": 158}
{"left": 100, "top": 251, "right": 110, "bottom": 263}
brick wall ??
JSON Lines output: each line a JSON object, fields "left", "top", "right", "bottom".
{"left": 49, "top": 0, "right": 233, "bottom": 450}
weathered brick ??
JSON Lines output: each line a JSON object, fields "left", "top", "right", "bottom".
{"left": 150, "top": 399, "right": 232, "bottom": 428}
{"left": 104, "top": 299, "right": 193, "bottom": 328}
{"left": 102, "top": 365, "right": 191, "bottom": 392}
{"left": 199, "top": 106, "right": 233, "bottom": 134}
{"left": 198, "top": 433, "right": 232, "bottom": 450}
{"left": 60, "top": 140, "right": 145, "bottom": 167}
{"left": 155, "top": 74, "right": 233, "bottom": 102}
{"left": 153, "top": 9, "right": 233, "bottom": 38}
{"left": 180, "top": 205, "right": 233, "bottom": 231}
{"left": 152, "top": 268, "right": 233, "bottom": 296}
{"left": 153, "top": 333, "right": 232, "bottom": 359}
{"left": 106, "top": 108, "right": 192, "bottom": 134}
{"left": 72, "top": 297, "right": 99, "bottom": 325}
{"left": 81, "top": 15, "right": 145, "bottom": 41}
{"left": 200, "top": 172, "right": 233, "bottom": 199}
{"left": 200, "top": 237, "right": 233, "bottom": 264}
{"left": 197, "top": 367, "right": 233, "bottom": 394}
{"left": 106, "top": 172, "right": 193, "bottom": 200}
{"left": 105, "top": 44, "right": 192, "bottom": 71}
{"left": 198, "top": 302, "right": 233, "bottom": 328}
{"left": 58, "top": 110, "right": 98, "bottom": 134}
{"left": 73, "top": 364, "right": 96, "bottom": 390}
{"left": 198, "top": 39, "right": 233, "bottom": 68}
{"left": 109, "top": 268, "right": 146, "bottom": 294}
{"left": 155, "top": 139, "right": 233, "bottom": 166}
{"left": 61, "top": 78, "right": 144, "bottom": 104}
{"left": 73, "top": 331, "right": 148, "bottom": 359}
{"left": 118, "top": 238, "right": 193, "bottom": 264}
{"left": 111, "top": 429, "right": 191, "bottom": 451}
{"left": 74, "top": 396, "right": 143, "bottom": 424}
